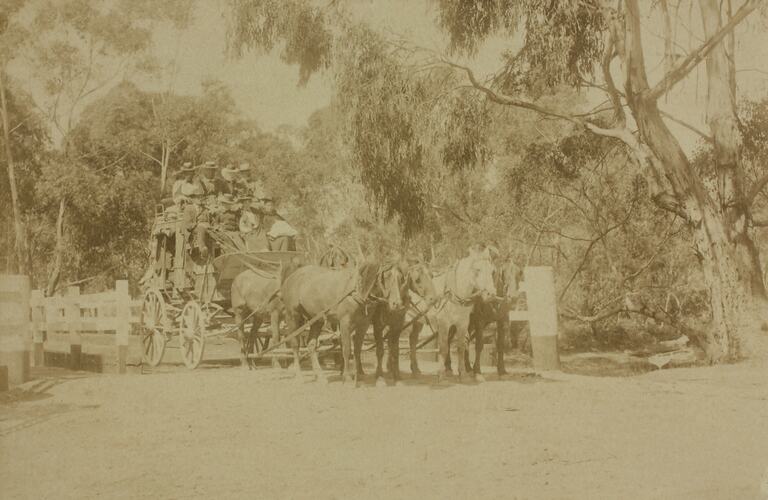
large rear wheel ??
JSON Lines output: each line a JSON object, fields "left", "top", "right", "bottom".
{"left": 179, "top": 300, "right": 206, "bottom": 369}
{"left": 141, "top": 289, "right": 168, "bottom": 367}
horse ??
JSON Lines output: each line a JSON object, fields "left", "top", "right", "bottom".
{"left": 230, "top": 259, "right": 303, "bottom": 369}
{"left": 280, "top": 259, "right": 401, "bottom": 385}
{"left": 431, "top": 244, "right": 498, "bottom": 383}
{"left": 465, "top": 254, "right": 525, "bottom": 376}
{"left": 369, "top": 256, "right": 437, "bottom": 385}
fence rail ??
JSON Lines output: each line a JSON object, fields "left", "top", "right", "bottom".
{"left": 29, "top": 280, "right": 142, "bottom": 374}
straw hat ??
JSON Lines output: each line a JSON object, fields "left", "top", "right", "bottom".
{"left": 178, "top": 161, "right": 195, "bottom": 173}
{"left": 221, "top": 164, "right": 239, "bottom": 181}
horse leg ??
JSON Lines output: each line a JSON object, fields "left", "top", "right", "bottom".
{"left": 353, "top": 321, "right": 366, "bottom": 387}
{"left": 234, "top": 306, "right": 249, "bottom": 370}
{"left": 354, "top": 322, "right": 366, "bottom": 378}
{"left": 285, "top": 312, "right": 303, "bottom": 381}
{"left": 387, "top": 315, "right": 404, "bottom": 384}
{"left": 409, "top": 321, "right": 422, "bottom": 376}
{"left": 473, "top": 323, "right": 485, "bottom": 383}
{"left": 372, "top": 310, "right": 386, "bottom": 385}
{"left": 339, "top": 317, "right": 354, "bottom": 385}
{"left": 269, "top": 306, "right": 281, "bottom": 370}
{"left": 308, "top": 321, "right": 327, "bottom": 384}
{"left": 247, "top": 316, "right": 263, "bottom": 370}
{"left": 496, "top": 317, "right": 510, "bottom": 376}
{"left": 436, "top": 320, "right": 449, "bottom": 383}
{"left": 445, "top": 326, "right": 455, "bottom": 376}
{"left": 464, "top": 329, "right": 474, "bottom": 373}
{"left": 456, "top": 324, "right": 469, "bottom": 383}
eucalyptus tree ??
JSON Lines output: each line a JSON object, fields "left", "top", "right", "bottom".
{"left": 227, "top": 0, "right": 768, "bottom": 362}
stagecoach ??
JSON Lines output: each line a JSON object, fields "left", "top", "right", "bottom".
{"left": 138, "top": 203, "right": 304, "bottom": 369}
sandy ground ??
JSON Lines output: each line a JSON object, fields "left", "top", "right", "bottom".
{"left": 2, "top": 357, "right": 768, "bottom": 500}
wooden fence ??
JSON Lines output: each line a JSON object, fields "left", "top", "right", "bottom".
{"left": 29, "top": 280, "right": 142, "bottom": 374}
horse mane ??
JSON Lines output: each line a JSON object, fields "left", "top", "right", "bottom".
{"left": 356, "top": 259, "right": 380, "bottom": 298}
{"left": 319, "top": 245, "right": 354, "bottom": 269}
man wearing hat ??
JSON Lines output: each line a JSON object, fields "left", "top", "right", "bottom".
{"left": 187, "top": 161, "right": 229, "bottom": 259}
{"left": 197, "top": 160, "right": 230, "bottom": 202}
{"left": 171, "top": 162, "right": 205, "bottom": 228}
{"left": 239, "top": 194, "right": 270, "bottom": 251}
{"left": 211, "top": 193, "right": 246, "bottom": 251}
{"left": 258, "top": 192, "right": 298, "bottom": 251}
{"left": 172, "top": 162, "right": 202, "bottom": 206}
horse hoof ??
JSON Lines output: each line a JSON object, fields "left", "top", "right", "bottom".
{"left": 410, "top": 367, "right": 421, "bottom": 377}
{"left": 376, "top": 377, "right": 387, "bottom": 388}
{"left": 475, "top": 373, "right": 486, "bottom": 383}
{"left": 395, "top": 380, "right": 405, "bottom": 387}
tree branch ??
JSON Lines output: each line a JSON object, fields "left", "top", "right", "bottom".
{"left": 647, "top": 0, "right": 759, "bottom": 101}
{"left": 659, "top": 110, "right": 714, "bottom": 143}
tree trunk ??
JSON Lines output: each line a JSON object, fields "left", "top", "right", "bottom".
{"left": 0, "top": 66, "right": 26, "bottom": 274}
{"left": 160, "top": 141, "right": 170, "bottom": 195}
{"left": 45, "top": 199, "right": 66, "bottom": 297}
{"left": 622, "top": 0, "right": 766, "bottom": 361}
{"left": 698, "top": 0, "right": 768, "bottom": 359}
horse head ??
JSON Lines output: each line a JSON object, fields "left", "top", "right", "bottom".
{"left": 493, "top": 254, "right": 524, "bottom": 304}
{"left": 456, "top": 244, "right": 497, "bottom": 303}
{"left": 404, "top": 256, "right": 437, "bottom": 304}
{"left": 378, "top": 261, "right": 406, "bottom": 311}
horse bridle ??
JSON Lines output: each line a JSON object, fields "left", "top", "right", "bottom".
{"left": 368, "top": 264, "right": 405, "bottom": 306}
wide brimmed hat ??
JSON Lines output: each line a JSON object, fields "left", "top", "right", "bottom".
{"left": 202, "top": 160, "right": 218, "bottom": 170}
{"left": 219, "top": 193, "right": 238, "bottom": 205}
{"left": 221, "top": 164, "right": 239, "bottom": 181}
{"left": 179, "top": 161, "right": 195, "bottom": 173}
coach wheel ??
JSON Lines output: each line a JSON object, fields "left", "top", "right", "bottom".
{"left": 179, "top": 300, "right": 206, "bottom": 369}
{"left": 141, "top": 289, "right": 168, "bottom": 367}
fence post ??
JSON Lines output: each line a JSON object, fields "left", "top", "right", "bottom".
{"left": 523, "top": 266, "right": 561, "bottom": 373}
{"left": 30, "top": 289, "right": 45, "bottom": 366}
{"left": 67, "top": 286, "right": 82, "bottom": 371}
{"left": 115, "top": 280, "right": 130, "bottom": 374}
{"left": 0, "top": 275, "right": 32, "bottom": 388}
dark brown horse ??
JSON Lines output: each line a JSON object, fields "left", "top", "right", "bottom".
{"left": 465, "top": 254, "right": 524, "bottom": 377}
{"left": 370, "top": 257, "right": 437, "bottom": 385}
{"left": 433, "top": 245, "right": 498, "bottom": 383}
{"left": 280, "top": 260, "right": 397, "bottom": 385}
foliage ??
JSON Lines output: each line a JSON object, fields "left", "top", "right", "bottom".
{"left": 436, "top": 0, "right": 606, "bottom": 96}
{"left": 227, "top": 0, "right": 332, "bottom": 85}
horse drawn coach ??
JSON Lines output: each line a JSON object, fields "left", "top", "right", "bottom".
{"left": 138, "top": 200, "right": 303, "bottom": 369}
{"left": 138, "top": 195, "right": 526, "bottom": 385}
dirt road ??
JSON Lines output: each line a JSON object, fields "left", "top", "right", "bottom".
{"left": 2, "top": 361, "right": 767, "bottom": 499}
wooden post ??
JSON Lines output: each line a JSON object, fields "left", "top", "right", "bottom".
{"left": 67, "top": 286, "right": 82, "bottom": 371}
{"left": 523, "top": 266, "right": 561, "bottom": 373}
{"left": 115, "top": 280, "right": 130, "bottom": 374}
{"left": 30, "top": 289, "right": 45, "bottom": 366}
{"left": 0, "top": 274, "right": 31, "bottom": 387}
